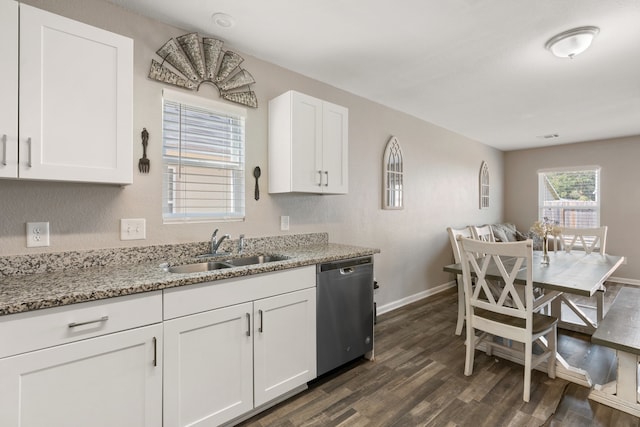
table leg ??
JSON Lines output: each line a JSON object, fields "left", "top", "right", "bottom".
{"left": 589, "top": 351, "right": 640, "bottom": 417}
{"left": 554, "top": 294, "right": 598, "bottom": 335}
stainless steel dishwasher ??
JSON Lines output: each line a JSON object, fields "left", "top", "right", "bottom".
{"left": 316, "top": 256, "right": 374, "bottom": 376}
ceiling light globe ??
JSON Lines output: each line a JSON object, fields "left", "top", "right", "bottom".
{"left": 211, "top": 12, "right": 236, "bottom": 29}
{"left": 545, "top": 26, "right": 600, "bottom": 59}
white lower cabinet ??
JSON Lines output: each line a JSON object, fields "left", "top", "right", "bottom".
{"left": 0, "top": 323, "right": 162, "bottom": 427}
{"left": 163, "top": 266, "right": 317, "bottom": 427}
{"left": 0, "top": 267, "right": 317, "bottom": 427}
{"left": 253, "top": 288, "right": 316, "bottom": 407}
{"left": 163, "top": 302, "right": 254, "bottom": 427}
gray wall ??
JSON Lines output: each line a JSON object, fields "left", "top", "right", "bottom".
{"left": 0, "top": 0, "right": 504, "bottom": 309}
{"left": 504, "top": 136, "right": 640, "bottom": 282}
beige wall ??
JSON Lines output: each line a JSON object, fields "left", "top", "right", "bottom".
{"left": 0, "top": 0, "right": 504, "bottom": 308}
{"left": 504, "top": 136, "right": 640, "bottom": 282}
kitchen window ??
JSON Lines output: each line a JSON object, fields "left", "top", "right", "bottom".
{"left": 162, "top": 89, "right": 245, "bottom": 223}
{"left": 538, "top": 166, "right": 600, "bottom": 228}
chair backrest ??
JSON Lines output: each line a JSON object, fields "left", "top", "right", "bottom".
{"left": 458, "top": 237, "right": 534, "bottom": 328}
{"left": 471, "top": 225, "right": 495, "bottom": 242}
{"left": 447, "top": 226, "right": 474, "bottom": 264}
{"left": 558, "top": 226, "right": 607, "bottom": 254}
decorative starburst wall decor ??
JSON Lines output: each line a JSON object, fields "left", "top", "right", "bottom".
{"left": 149, "top": 33, "right": 257, "bottom": 108}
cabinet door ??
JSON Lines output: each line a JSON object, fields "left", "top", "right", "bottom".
{"left": 291, "top": 92, "right": 324, "bottom": 192}
{"left": 164, "top": 302, "right": 253, "bottom": 427}
{"left": 18, "top": 4, "right": 133, "bottom": 184}
{"left": 0, "top": 323, "right": 162, "bottom": 427}
{"left": 0, "top": 0, "right": 18, "bottom": 178}
{"left": 254, "top": 287, "right": 316, "bottom": 407}
{"left": 322, "top": 101, "right": 349, "bottom": 194}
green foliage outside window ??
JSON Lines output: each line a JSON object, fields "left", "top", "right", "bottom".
{"left": 545, "top": 171, "right": 596, "bottom": 201}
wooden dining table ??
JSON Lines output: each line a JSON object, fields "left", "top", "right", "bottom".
{"left": 444, "top": 250, "right": 625, "bottom": 386}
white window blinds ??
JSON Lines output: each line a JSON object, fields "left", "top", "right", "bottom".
{"left": 538, "top": 166, "right": 600, "bottom": 228}
{"left": 162, "top": 90, "right": 245, "bottom": 223}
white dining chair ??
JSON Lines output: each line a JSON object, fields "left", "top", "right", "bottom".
{"left": 558, "top": 226, "right": 607, "bottom": 254}
{"left": 471, "top": 224, "right": 495, "bottom": 242}
{"left": 458, "top": 237, "right": 558, "bottom": 402}
{"left": 554, "top": 226, "right": 609, "bottom": 329}
{"left": 447, "top": 226, "right": 474, "bottom": 335}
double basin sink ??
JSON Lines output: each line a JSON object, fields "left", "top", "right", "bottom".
{"left": 167, "top": 254, "right": 289, "bottom": 274}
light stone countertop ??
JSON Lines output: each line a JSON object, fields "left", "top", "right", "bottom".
{"left": 0, "top": 242, "right": 379, "bottom": 316}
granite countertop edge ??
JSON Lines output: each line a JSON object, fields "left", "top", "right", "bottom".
{"left": 0, "top": 243, "right": 380, "bottom": 316}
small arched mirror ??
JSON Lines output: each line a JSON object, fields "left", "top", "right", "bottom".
{"left": 479, "top": 161, "right": 490, "bottom": 209}
{"left": 383, "top": 136, "right": 404, "bottom": 210}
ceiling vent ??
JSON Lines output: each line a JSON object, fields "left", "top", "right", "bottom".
{"left": 537, "top": 133, "right": 559, "bottom": 139}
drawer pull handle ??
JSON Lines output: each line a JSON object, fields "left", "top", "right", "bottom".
{"left": 246, "top": 313, "right": 251, "bottom": 337}
{"left": 26, "top": 137, "right": 32, "bottom": 168}
{"left": 1, "top": 134, "right": 6, "bottom": 166}
{"left": 152, "top": 337, "right": 158, "bottom": 367}
{"left": 68, "top": 315, "right": 109, "bottom": 328}
{"left": 259, "top": 309, "right": 264, "bottom": 333}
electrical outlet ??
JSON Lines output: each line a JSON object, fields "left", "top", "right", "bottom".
{"left": 26, "top": 222, "right": 50, "bottom": 248}
{"left": 120, "top": 218, "right": 146, "bottom": 240}
{"left": 280, "top": 215, "right": 290, "bottom": 231}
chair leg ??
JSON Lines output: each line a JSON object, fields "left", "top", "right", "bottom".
{"left": 455, "top": 276, "right": 465, "bottom": 336}
{"left": 548, "top": 325, "right": 557, "bottom": 379}
{"left": 464, "top": 322, "right": 475, "bottom": 376}
{"left": 523, "top": 341, "right": 532, "bottom": 402}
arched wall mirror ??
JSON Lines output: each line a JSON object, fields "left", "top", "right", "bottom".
{"left": 383, "top": 136, "right": 404, "bottom": 210}
{"left": 479, "top": 161, "right": 490, "bottom": 209}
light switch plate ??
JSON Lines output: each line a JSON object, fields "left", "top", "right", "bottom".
{"left": 26, "top": 222, "right": 50, "bottom": 248}
{"left": 120, "top": 218, "right": 146, "bottom": 240}
{"left": 280, "top": 215, "right": 290, "bottom": 231}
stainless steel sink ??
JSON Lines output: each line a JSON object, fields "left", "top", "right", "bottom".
{"left": 167, "top": 254, "right": 289, "bottom": 273}
{"left": 223, "top": 254, "right": 289, "bottom": 267}
{"left": 168, "top": 261, "right": 231, "bottom": 274}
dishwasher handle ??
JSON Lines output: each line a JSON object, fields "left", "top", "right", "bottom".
{"left": 319, "top": 256, "right": 372, "bottom": 273}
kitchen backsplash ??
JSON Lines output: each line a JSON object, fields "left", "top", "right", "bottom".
{"left": 0, "top": 233, "right": 329, "bottom": 277}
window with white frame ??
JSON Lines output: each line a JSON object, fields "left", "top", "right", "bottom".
{"left": 538, "top": 166, "right": 600, "bottom": 228}
{"left": 162, "top": 89, "right": 245, "bottom": 223}
{"left": 383, "top": 136, "right": 403, "bottom": 210}
{"left": 479, "top": 161, "right": 490, "bottom": 209}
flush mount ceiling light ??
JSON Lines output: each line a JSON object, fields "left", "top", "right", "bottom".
{"left": 211, "top": 12, "right": 236, "bottom": 29}
{"left": 545, "top": 26, "right": 599, "bottom": 59}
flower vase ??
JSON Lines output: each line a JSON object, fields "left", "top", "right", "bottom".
{"left": 541, "top": 234, "right": 550, "bottom": 265}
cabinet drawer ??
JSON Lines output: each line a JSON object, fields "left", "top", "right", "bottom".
{"left": 0, "top": 291, "right": 162, "bottom": 359}
{"left": 164, "top": 266, "right": 315, "bottom": 320}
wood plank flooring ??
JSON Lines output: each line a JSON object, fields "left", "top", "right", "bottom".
{"left": 238, "top": 284, "right": 640, "bottom": 427}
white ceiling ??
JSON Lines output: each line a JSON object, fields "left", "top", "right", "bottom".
{"left": 107, "top": 0, "right": 640, "bottom": 151}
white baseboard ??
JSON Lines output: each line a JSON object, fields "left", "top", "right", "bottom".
{"left": 608, "top": 277, "right": 640, "bottom": 287}
{"left": 375, "top": 277, "right": 639, "bottom": 318}
{"left": 377, "top": 281, "right": 456, "bottom": 316}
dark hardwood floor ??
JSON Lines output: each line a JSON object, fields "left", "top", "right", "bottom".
{"left": 239, "top": 283, "right": 640, "bottom": 427}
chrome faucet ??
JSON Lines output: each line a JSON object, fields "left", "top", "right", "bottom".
{"left": 238, "top": 234, "right": 245, "bottom": 253}
{"left": 210, "top": 229, "right": 230, "bottom": 255}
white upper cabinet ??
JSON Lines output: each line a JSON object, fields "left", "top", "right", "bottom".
{"left": 2, "top": 3, "right": 133, "bottom": 184}
{"left": 268, "top": 90, "right": 348, "bottom": 194}
{"left": 0, "top": 0, "right": 18, "bottom": 179}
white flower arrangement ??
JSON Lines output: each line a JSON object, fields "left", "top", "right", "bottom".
{"left": 531, "top": 217, "right": 561, "bottom": 239}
